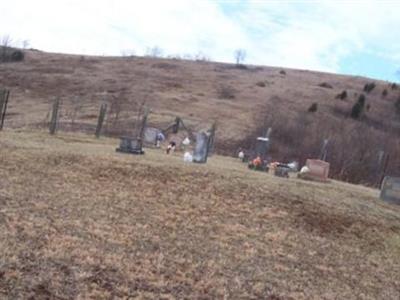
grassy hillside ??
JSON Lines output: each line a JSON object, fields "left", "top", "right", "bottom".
{"left": 0, "top": 130, "right": 399, "bottom": 299}
{"left": 1, "top": 50, "right": 400, "bottom": 184}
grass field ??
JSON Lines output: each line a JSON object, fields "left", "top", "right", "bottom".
{"left": 1, "top": 130, "right": 400, "bottom": 299}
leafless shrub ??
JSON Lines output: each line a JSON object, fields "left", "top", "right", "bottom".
{"left": 256, "top": 81, "right": 266, "bottom": 87}
{"left": 0, "top": 35, "right": 24, "bottom": 63}
{"left": 194, "top": 51, "right": 210, "bottom": 62}
{"left": 335, "top": 90, "right": 347, "bottom": 100}
{"left": 234, "top": 49, "right": 246, "bottom": 66}
{"left": 152, "top": 62, "right": 178, "bottom": 70}
{"left": 308, "top": 103, "right": 318, "bottom": 112}
{"left": 318, "top": 82, "right": 333, "bottom": 89}
{"left": 145, "top": 46, "right": 163, "bottom": 58}
{"left": 363, "top": 82, "right": 376, "bottom": 93}
{"left": 217, "top": 85, "right": 236, "bottom": 99}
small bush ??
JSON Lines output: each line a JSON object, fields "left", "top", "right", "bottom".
{"left": 256, "top": 81, "right": 266, "bottom": 87}
{"left": 0, "top": 47, "right": 24, "bottom": 63}
{"left": 335, "top": 90, "right": 347, "bottom": 100}
{"left": 351, "top": 94, "right": 366, "bottom": 119}
{"left": 236, "top": 64, "right": 248, "bottom": 70}
{"left": 308, "top": 103, "right": 318, "bottom": 112}
{"left": 10, "top": 50, "right": 24, "bottom": 61}
{"left": 217, "top": 86, "right": 236, "bottom": 99}
{"left": 318, "top": 82, "right": 333, "bottom": 89}
{"left": 363, "top": 82, "right": 376, "bottom": 93}
{"left": 279, "top": 70, "right": 286, "bottom": 75}
{"left": 395, "top": 97, "right": 400, "bottom": 115}
{"left": 382, "top": 89, "right": 388, "bottom": 97}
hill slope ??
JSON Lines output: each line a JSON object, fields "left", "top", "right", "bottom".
{"left": 1, "top": 50, "right": 400, "bottom": 183}
{"left": 0, "top": 130, "right": 399, "bottom": 299}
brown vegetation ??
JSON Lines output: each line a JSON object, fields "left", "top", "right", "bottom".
{"left": 1, "top": 50, "right": 400, "bottom": 185}
{"left": 0, "top": 130, "right": 399, "bottom": 299}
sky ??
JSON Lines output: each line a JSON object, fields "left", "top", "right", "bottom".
{"left": 1, "top": 0, "right": 399, "bottom": 82}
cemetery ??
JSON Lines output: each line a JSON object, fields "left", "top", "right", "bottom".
{"left": 0, "top": 85, "right": 399, "bottom": 298}
{"left": 1, "top": 87, "right": 399, "bottom": 202}
{"left": 1, "top": 4, "right": 400, "bottom": 296}
{"left": 1, "top": 128, "right": 399, "bottom": 299}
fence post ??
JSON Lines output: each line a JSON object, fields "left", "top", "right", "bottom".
{"left": 378, "top": 153, "right": 390, "bottom": 187}
{"left": 95, "top": 103, "right": 107, "bottom": 138}
{"left": 138, "top": 106, "right": 149, "bottom": 147}
{"left": 0, "top": 89, "right": 10, "bottom": 130}
{"left": 207, "top": 122, "right": 216, "bottom": 157}
{"left": 49, "top": 97, "right": 60, "bottom": 135}
{"left": 319, "top": 139, "right": 329, "bottom": 161}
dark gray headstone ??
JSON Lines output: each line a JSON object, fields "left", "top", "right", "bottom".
{"left": 380, "top": 176, "right": 400, "bottom": 205}
{"left": 116, "top": 136, "right": 144, "bottom": 154}
{"left": 193, "top": 132, "right": 209, "bottom": 163}
{"left": 255, "top": 137, "right": 269, "bottom": 160}
{"left": 274, "top": 166, "right": 290, "bottom": 178}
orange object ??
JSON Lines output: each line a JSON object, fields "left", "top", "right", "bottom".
{"left": 253, "top": 156, "right": 262, "bottom": 166}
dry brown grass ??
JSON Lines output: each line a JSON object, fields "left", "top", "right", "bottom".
{"left": 1, "top": 50, "right": 399, "bottom": 143}
{"left": 2, "top": 50, "right": 400, "bottom": 185}
{"left": 0, "top": 130, "right": 399, "bottom": 299}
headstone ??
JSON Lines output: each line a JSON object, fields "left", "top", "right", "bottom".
{"left": 193, "top": 132, "right": 209, "bottom": 163}
{"left": 380, "top": 176, "right": 400, "bottom": 205}
{"left": 304, "top": 159, "right": 330, "bottom": 182}
{"left": 274, "top": 165, "right": 290, "bottom": 178}
{"left": 255, "top": 137, "right": 269, "bottom": 160}
{"left": 144, "top": 127, "right": 160, "bottom": 145}
{"left": 116, "top": 136, "right": 144, "bottom": 154}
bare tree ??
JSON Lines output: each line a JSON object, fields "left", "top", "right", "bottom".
{"left": 1, "top": 35, "right": 12, "bottom": 47}
{"left": 22, "top": 39, "right": 30, "bottom": 49}
{"left": 234, "top": 49, "right": 246, "bottom": 65}
{"left": 121, "top": 49, "right": 136, "bottom": 57}
{"left": 1, "top": 35, "right": 12, "bottom": 62}
{"left": 194, "top": 51, "right": 210, "bottom": 62}
{"left": 145, "top": 46, "right": 163, "bottom": 58}
{"left": 183, "top": 53, "right": 193, "bottom": 60}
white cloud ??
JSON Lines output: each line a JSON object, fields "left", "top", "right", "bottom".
{"left": 1, "top": 0, "right": 399, "bottom": 76}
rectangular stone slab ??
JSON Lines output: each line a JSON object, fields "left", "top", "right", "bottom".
{"left": 116, "top": 137, "right": 144, "bottom": 154}
{"left": 193, "top": 132, "right": 209, "bottom": 163}
{"left": 380, "top": 176, "right": 400, "bottom": 205}
{"left": 305, "top": 159, "right": 330, "bottom": 181}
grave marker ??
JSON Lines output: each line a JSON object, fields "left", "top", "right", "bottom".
{"left": 380, "top": 176, "right": 400, "bottom": 205}
{"left": 255, "top": 137, "right": 270, "bottom": 160}
{"left": 193, "top": 132, "right": 209, "bottom": 163}
{"left": 116, "top": 136, "right": 144, "bottom": 154}
{"left": 303, "top": 159, "right": 330, "bottom": 182}
{"left": 115, "top": 106, "right": 148, "bottom": 155}
{"left": 144, "top": 127, "right": 160, "bottom": 145}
